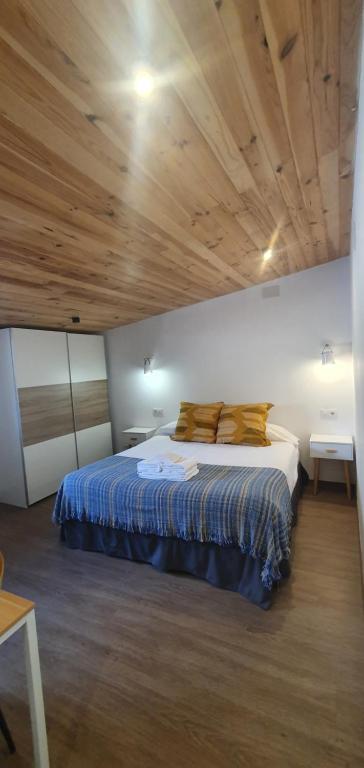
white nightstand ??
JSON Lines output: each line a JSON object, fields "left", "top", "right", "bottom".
{"left": 309, "top": 434, "right": 354, "bottom": 499}
{"left": 122, "top": 427, "right": 155, "bottom": 449}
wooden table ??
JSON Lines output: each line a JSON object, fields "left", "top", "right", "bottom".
{"left": 0, "top": 590, "right": 49, "bottom": 767}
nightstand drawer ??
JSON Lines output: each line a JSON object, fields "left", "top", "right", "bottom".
{"left": 128, "top": 436, "right": 140, "bottom": 446}
{"left": 310, "top": 441, "right": 353, "bottom": 461}
{"left": 121, "top": 427, "right": 155, "bottom": 450}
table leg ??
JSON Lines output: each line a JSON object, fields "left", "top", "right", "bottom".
{"left": 313, "top": 458, "right": 320, "bottom": 495}
{"left": 0, "top": 707, "right": 16, "bottom": 754}
{"left": 343, "top": 460, "right": 351, "bottom": 501}
{"left": 24, "top": 610, "right": 49, "bottom": 768}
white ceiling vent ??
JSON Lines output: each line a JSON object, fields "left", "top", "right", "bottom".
{"left": 262, "top": 284, "right": 280, "bottom": 299}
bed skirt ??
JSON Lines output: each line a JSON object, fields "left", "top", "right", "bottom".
{"left": 60, "top": 463, "right": 308, "bottom": 610}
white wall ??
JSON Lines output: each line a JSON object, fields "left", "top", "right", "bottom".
{"left": 106, "top": 258, "right": 353, "bottom": 480}
{"left": 351, "top": 24, "right": 364, "bottom": 571}
{"left": 106, "top": 257, "right": 354, "bottom": 481}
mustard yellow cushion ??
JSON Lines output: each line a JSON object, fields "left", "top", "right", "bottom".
{"left": 216, "top": 403, "right": 273, "bottom": 446}
{"left": 171, "top": 401, "right": 224, "bottom": 444}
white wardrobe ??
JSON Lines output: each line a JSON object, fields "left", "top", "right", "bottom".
{"left": 0, "top": 328, "right": 112, "bottom": 507}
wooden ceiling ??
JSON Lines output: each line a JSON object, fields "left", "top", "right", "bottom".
{"left": 0, "top": 0, "right": 361, "bottom": 331}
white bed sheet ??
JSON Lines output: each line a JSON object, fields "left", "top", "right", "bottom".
{"left": 119, "top": 435, "right": 299, "bottom": 494}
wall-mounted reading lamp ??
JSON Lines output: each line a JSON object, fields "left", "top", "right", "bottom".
{"left": 144, "top": 357, "right": 153, "bottom": 375}
{"left": 321, "top": 343, "right": 334, "bottom": 365}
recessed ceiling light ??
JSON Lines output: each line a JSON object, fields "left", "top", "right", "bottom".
{"left": 134, "top": 69, "right": 154, "bottom": 97}
{"left": 263, "top": 248, "right": 273, "bottom": 261}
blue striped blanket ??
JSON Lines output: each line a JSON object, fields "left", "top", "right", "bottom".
{"left": 53, "top": 455, "right": 293, "bottom": 588}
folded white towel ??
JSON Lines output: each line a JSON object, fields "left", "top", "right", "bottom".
{"left": 138, "top": 467, "right": 199, "bottom": 482}
{"left": 155, "top": 464, "right": 195, "bottom": 474}
{"left": 137, "top": 453, "right": 197, "bottom": 475}
{"left": 137, "top": 452, "right": 199, "bottom": 482}
{"left": 138, "top": 466, "right": 197, "bottom": 475}
{"left": 156, "top": 452, "right": 192, "bottom": 465}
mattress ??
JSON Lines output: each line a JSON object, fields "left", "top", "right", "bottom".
{"left": 120, "top": 435, "right": 299, "bottom": 495}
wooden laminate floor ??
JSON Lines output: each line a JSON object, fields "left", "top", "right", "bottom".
{"left": 0, "top": 484, "right": 363, "bottom": 768}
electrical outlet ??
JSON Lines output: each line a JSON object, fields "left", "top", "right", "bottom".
{"left": 320, "top": 409, "right": 338, "bottom": 419}
{"left": 153, "top": 408, "right": 164, "bottom": 418}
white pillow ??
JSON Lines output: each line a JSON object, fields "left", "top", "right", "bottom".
{"left": 157, "top": 420, "right": 299, "bottom": 444}
{"left": 156, "top": 420, "right": 177, "bottom": 436}
{"left": 267, "top": 423, "right": 299, "bottom": 446}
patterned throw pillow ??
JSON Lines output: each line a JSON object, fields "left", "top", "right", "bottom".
{"left": 216, "top": 403, "right": 273, "bottom": 446}
{"left": 171, "top": 401, "right": 224, "bottom": 444}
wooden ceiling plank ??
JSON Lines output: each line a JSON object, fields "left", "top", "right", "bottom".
{"left": 126, "top": 0, "right": 255, "bottom": 196}
{"left": 69, "top": 0, "right": 264, "bottom": 277}
{"left": 1, "top": 0, "right": 304, "bottom": 284}
{"left": 339, "top": 0, "right": 362, "bottom": 257}
{"left": 7, "top": 0, "right": 257, "bottom": 272}
{"left": 157, "top": 3, "right": 295, "bottom": 276}
{"left": 217, "top": 0, "right": 316, "bottom": 269}
{"left": 0, "top": 256, "right": 189, "bottom": 314}
{"left": 0, "top": 277, "right": 218, "bottom": 330}
{"left": 0, "top": 227, "right": 215, "bottom": 309}
{"left": 0, "top": 294, "right": 145, "bottom": 331}
{"left": 0, "top": 160, "right": 246, "bottom": 298}
{"left": 1, "top": 0, "right": 249, "bottom": 225}
{"left": 0, "top": 78, "right": 249, "bottom": 289}
{"left": 168, "top": 0, "right": 307, "bottom": 276}
{"left": 259, "top": 0, "right": 329, "bottom": 264}
{"left": 0, "top": 128, "right": 237, "bottom": 282}
{"left": 0, "top": 244, "right": 197, "bottom": 311}
{"left": 0, "top": 0, "right": 359, "bottom": 330}
{"left": 0, "top": 16, "right": 250, "bottom": 286}
{"left": 0, "top": 157, "right": 207, "bottom": 272}
{"left": 0, "top": 208, "right": 228, "bottom": 301}
{"left": 120, "top": 0, "right": 278, "bottom": 256}
{"left": 0, "top": 36, "right": 203, "bottom": 231}
{"left": 301, "top": 0, "right": 340, "bottom": 258}
{"left": 0, "top": 250, "right": 215, "bottom": 325}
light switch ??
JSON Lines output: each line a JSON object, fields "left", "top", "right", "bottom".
{"left": 153, "top": 408, "right": 164, "bottom": 417}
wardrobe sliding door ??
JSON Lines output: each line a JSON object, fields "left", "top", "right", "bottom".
{"left": 11, "top": 329, "right": 78, "bottom": 504}
{"left": 67, "top": 334, "right": 112, "bottom": 467}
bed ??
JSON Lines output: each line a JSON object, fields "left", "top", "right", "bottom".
{"left": 53, "top": 434, "right": 307, "bottom": 609}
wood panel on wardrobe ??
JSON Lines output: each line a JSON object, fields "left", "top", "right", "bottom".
{"left": 18, "top": 384, "right": 75, "bottom": 446}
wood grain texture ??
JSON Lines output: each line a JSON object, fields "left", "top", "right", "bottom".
{"left": 0, "top": 484, "right": 363, "bottom": 767}
{"left": 0, "top": 0, "right": 361, "bottom": 331}
{"left": 0, "top": 590, "right": 34, "bottom": 637}
{"left": 18, "top": 383, "right": 74, "bottom": 446}
{"left": 71, "top": 379, "right": 110, "bottom": 432}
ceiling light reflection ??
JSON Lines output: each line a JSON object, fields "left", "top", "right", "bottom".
{"left": 134, "top": 69, "right": 154, "bottom": 97}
